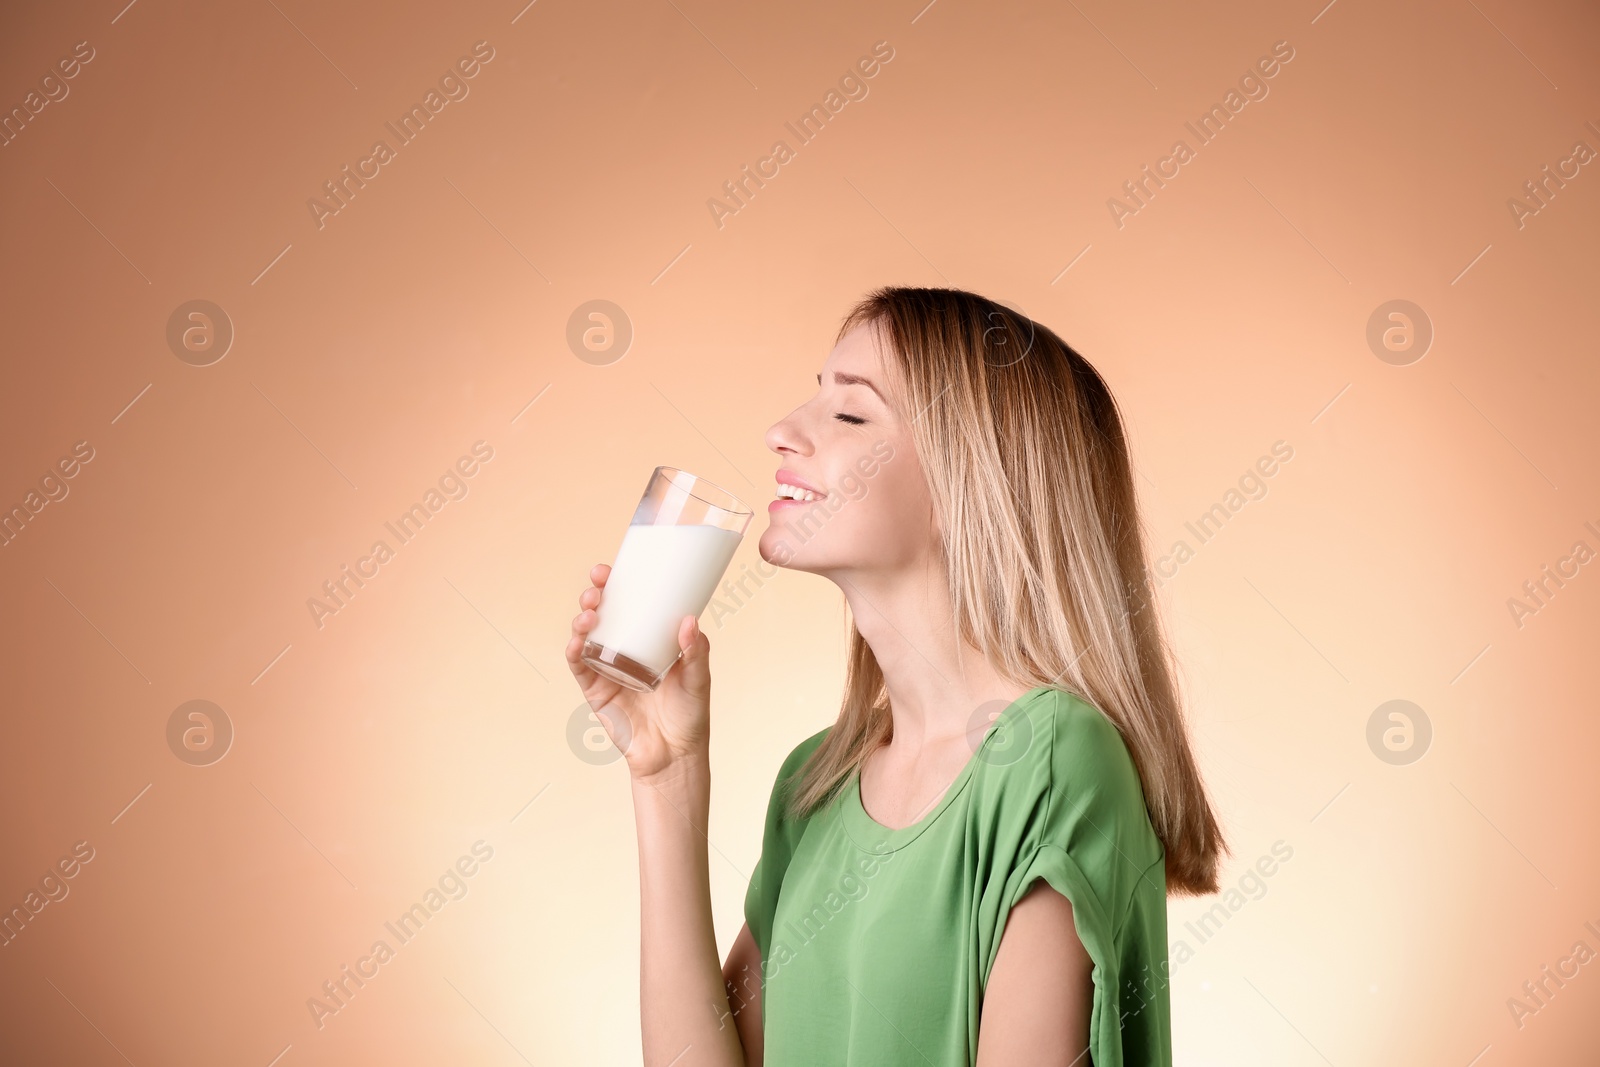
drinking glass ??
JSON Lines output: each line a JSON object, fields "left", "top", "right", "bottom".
{"left": 581, "top": 467, "right": 752, "bottom": 691}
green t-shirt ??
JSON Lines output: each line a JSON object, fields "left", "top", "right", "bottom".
{"left": 743, "top": 685, "right": 1171, "bottom": 1067}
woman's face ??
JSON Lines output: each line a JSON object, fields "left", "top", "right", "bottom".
{"left": 760, "top": 323, "right": 938, "bottom": 577}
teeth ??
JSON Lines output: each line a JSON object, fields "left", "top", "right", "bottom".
{"left": 776, "top": 484, "right": 821, "bottom": 502}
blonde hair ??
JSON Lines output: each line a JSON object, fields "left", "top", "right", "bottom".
{"left": 784, "top": 286, "right": 1226, "bottom": 895}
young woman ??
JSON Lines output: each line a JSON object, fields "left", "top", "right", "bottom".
{"left": 565, "top": 287, "right": 1226, "bottom": 1066}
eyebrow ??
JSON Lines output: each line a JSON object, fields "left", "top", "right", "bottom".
{"left": 817, "top": 371, "right": 886, "bottom": 404}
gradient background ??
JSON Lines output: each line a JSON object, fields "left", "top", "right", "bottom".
{"left": 2, "top": 0, "right": 1597, "bottom": 1063}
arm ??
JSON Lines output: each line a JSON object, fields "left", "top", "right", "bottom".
{"left": 975, "top": 880, "right": 1093, "bottom": 1066}
{"left": 720, "top": 922, "right": 765, "bottom": 1066}
{"left": 633, "top": 760, "right": 750, "bottom": 1067}
{"left": 567, "top": 563, "right": 750, "bottom": 1067}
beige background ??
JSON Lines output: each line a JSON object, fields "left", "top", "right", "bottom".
{"left": 1, "top": 0, "right": 1597, "bottom": 1063}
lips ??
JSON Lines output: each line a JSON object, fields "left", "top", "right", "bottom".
{"left": 775, "top": 470, "right": 825, "bottom": 497}
{"left": 771, "top": 469, "right": 825, "bottom": 510}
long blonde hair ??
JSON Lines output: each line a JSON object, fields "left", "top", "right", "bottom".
{"left": 784, "top": 286, "right": 1226, "bottom": 895}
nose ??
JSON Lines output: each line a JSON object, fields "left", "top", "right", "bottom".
{"left": 764, "top": 400, "right": 814, "bottom": 459}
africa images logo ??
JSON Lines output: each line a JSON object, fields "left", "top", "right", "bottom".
{"left": 306, "top": 41, "right": 496, "bottom": 230}
{"left": 1105, "top": 39, "right": 1296, "bottom": 229}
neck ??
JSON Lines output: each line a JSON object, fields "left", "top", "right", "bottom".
{"left": 831, "top": 559, "right": 1031, "bottom": 751}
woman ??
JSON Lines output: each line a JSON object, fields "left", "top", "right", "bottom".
{"left": 565, "top": 286, "right": 1226, "bottom": 1066}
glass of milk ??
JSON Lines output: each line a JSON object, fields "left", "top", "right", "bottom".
{"left": 580, "top": 467, "right": 752, "bottom": 691}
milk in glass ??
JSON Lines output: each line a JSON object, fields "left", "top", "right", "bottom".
{"left": 588, "top": 523, "right": 744, "bottom": 676}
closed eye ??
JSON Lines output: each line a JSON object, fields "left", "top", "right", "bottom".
{"left": 834, "top": 413, "right": 866, "bottom": 425}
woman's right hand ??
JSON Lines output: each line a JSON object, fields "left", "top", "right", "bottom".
{"left": 565, "top": 562, "right": 714, "bottom": 784}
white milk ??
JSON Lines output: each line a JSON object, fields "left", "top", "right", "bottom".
{"left": 589, "top": 523, "right": 744, "bottom": 675}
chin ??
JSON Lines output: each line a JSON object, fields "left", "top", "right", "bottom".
{"left": 762, "top": 526, "right": 831, "bottom": 572}
{"left": 758, "top": 534, "right": 797, "bottom": 570}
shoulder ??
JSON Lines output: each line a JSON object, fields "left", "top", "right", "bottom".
{"left": 760, "top": 724, "right": 833, "bottom": 825}
{"left": 746, "top": 724, "right": 834, "bottom": 960}
{"left": 1034, "top": 688, "right": 1143, "bottom": 795}
{"left": 980, "top": 691, "right": 1169, "bottom": 1052}
{"left": 1015, "top": 687, "right": 1161, "bottom": 863}
{"left": 777, "top": 724, "right": 832, "bottom": 782}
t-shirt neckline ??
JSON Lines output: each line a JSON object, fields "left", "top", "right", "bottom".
{"left": 840, "top": 686, "right": 1052, "bottom": 854}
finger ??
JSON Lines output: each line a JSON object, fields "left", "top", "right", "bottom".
{"left": 675, "top": 615, "right": 711, "bottom": 697}
{"left": 578, "top": 585, "right": 601, "bottom": 611}
{"left": 677, "top": 614, "right": 711, "bottom": 660}
{"left": 590, "top": 563, "right": 611, "bottom": 587}
{"left": 565, "top": 628, "right": 597, "bottom": 679}
{"left": 564, "top": 626, "right": 578, "bottom": 656}
{"left": 565, "top": 618, "right": 610, "bottom": 684}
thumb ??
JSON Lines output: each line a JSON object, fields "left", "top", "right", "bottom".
{"left": 675, "top": 614, "right": 711, "bottom": 697}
